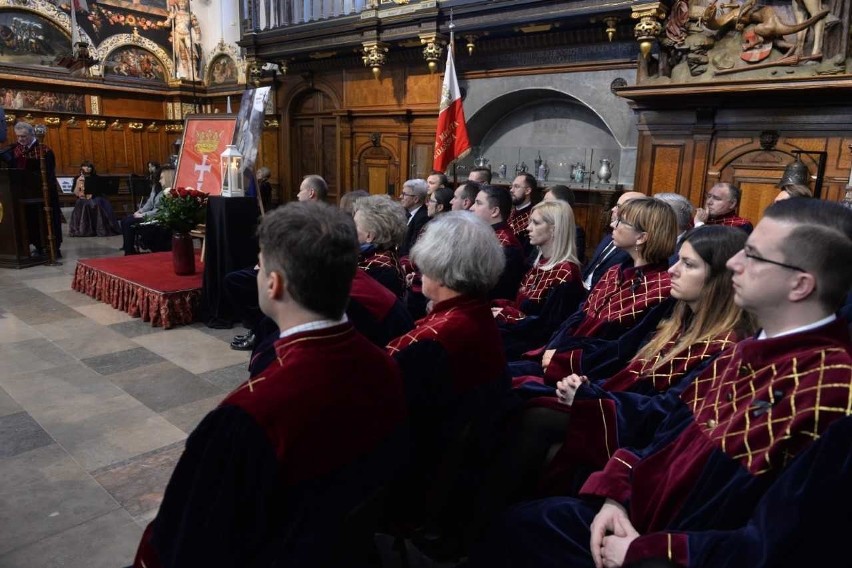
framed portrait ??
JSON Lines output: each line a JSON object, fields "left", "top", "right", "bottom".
{"left": 175, "top": 115, "right": 237, "bottom": 196}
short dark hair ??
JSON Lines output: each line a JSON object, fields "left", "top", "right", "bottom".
{"left": 430, "top": 171, "right": 449, "bottom": 188}
{"left": 470, "top": 167, "right": 492, "bottom": 183}
{"left": 546, "top": 184, "right": 575, "bottom": 206}
{"left": 257, "top": 202, "right": 358, "bottom": 319}
{"left": 433, "top": 186, "right": 454, "bottom": 211}
{"left": 765, "top": 198, "right": 852, "bottom": 311}
{"left": 480, "top": 184, "right": 512, "bottom": 222}
{"left": 459, "top": 181, "right": 480, "bottom": 204}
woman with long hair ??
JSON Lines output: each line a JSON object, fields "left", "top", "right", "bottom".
{"left": 473, "top": 226, "right": 754, "bottom": 534}
{"left": 512, "top": 197, "right": 679, "bottom": 386}
{"left": 494, "top": 200, "right": 585, "bottom": 358}
{"left": 69, "top": 160, "right": 120, "bottom": 236}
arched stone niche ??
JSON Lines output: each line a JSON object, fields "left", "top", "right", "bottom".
{"left": 461, "top": 71, "right": 637, "bottom": 187}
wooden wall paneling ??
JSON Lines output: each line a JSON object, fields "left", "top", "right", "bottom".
{"left": 104, "top": 127, "right": 133, "bottom": 173}
{"left": 321, "top": 118, "right": 338, "bottom": 199}
{"left": 259, "top": 125, "right": 280, "bottom": 198}
{"left": 688, "top": 136, "right": 712, "bottom": 206}
{"left": 89, "top": 128, "right": 109, "bottom": 170}
{"left": 339, "top": 114, "right": 354, "bottom": 197}
{"left": 649, "top": 144, "right": 684, "bottom": 194}
{"left": 296, "top": 120, "right": 317, "bottom": 187}
{"left": 633, "top": 134, "right": 653, "bottom": 194}
{"left": 410, "top": 142, "right": 432, "bottom": 181}
{"left": 62, "top": 126, "right": 88, "bottom": 175}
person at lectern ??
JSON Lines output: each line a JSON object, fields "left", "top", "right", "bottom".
{"left": 0, "top": 121, "right": 62, "bottom": 258}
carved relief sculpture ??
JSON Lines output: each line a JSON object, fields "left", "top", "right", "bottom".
{"left": 158, "top": 0, "right": 202, "bottom": 80}
{"left": 645, "top": 0, "right": 848, "bottom": 83}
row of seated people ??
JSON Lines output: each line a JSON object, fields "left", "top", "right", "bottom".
{"left": 134, "top": 188, "right": 852, "bottom": 567}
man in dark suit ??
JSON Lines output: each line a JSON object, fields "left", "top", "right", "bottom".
{"left": 581, "top": 191, "right": 645, "bottom": 291}
{"left": 399, "top": 178, "right": 429, "bottom": 256}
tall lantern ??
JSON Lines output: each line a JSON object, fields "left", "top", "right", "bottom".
{"left": 220, "top": 144, "right": 244, "bottom": 197}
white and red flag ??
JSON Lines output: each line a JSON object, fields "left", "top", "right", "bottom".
{"left": 433, "top": 42, "right": 470, "bottom": 172}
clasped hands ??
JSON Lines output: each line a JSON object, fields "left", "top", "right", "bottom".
{"left": 590, "top": 499, "right": 640, "bottom": 568}
{"left": 554, "top": 373, "right": 588, "bottom": 406}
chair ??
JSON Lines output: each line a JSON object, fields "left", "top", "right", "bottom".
{"left": 189, "top": 223, "right": 206, "bottom": 261}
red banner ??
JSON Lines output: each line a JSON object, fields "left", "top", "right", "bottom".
{"left": 433, "top": 44, "right": 470, "bottom": 172}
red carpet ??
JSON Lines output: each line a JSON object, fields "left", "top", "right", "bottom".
{"left": 72, "top": 252, "right": 204, "bottom": 329}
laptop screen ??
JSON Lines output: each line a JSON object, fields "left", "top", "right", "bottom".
{"left": 57, "top": 177, "right": 75, "bottom": 194}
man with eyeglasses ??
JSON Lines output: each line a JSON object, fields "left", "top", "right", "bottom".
{"left": 399, "top": 178, "right": 429, "bottom": 256}
{"left": 468, "top": 197, "right": 852, "bottom": 568}
{"left": 694, "top": 182, "right": 753, "bottom": 234}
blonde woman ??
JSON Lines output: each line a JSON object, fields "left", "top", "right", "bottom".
{"left": 493, "top": 200, "right": 585, "bottom": 357}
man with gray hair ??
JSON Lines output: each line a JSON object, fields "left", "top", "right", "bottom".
{"left": 694, "top": 182, "right": 753, "bottom": 234}
{"left": 0, "top": 121, "right": 62, "bottom": 258}
{"left": 655, "top": 191, "right": 695, "bottom": 264}
{"left": 399, "top": 178, "right": 429, "bottom": 256}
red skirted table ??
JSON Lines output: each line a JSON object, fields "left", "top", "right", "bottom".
{"left": 72, "top": 252, "right": 204, "bottom": 329}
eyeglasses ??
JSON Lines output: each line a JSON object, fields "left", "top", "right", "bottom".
{"left": 614, "top": 217, "right": 643, "bottom": 232}
{"left": 743, "top": 247, "right": 806, "bottom": 272}
{"left": 400, "top": 192, "right": 416, "bottom": 198}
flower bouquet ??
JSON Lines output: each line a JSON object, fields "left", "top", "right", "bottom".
{"left": 155, "top": 186, "right": 209, "bottom": 234}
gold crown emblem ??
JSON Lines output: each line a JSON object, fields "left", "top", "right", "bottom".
{"left": 194, "top": 129, "right": 222, "bottom": 154}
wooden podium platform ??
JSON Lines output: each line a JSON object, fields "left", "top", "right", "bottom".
{"left": 0, "top": 168, "right": 48, "bottom": 269}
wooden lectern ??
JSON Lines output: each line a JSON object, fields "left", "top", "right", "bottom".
{"left": 0, "top": 169, "right": 48, "bottom": 268}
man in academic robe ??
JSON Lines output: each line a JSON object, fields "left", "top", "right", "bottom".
{"left": 507, "top": 173, "right": 540, "bottom": 256}
{"left": 470, "top": 184, "right": 526, "bottom": 301}
{"left": 694, "top": 182, "right": 753, "bottom": 234}
{"left": 0, "top": 121, "right": 62, "bottom": 257}
{"left": 133, "top": 202, "right": 409, "bottom": 568}
{"left": 468, "top": 197, "right": 852, "bottom": 568}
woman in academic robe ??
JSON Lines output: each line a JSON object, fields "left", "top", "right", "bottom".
{"left": 68, "top": 161, "right": 119, "bottom": 236}
{"left": 353, "top": 194, "right": 407, "bottom": 298}
{"left": 511, "top": 197, "right": 680, "bottom": 385}
{"left": 386, "top": 212, "right": 510, "bottom": 539}
{"left": 472, "top": 226, "right": 755, "bottom": 533}
{"left": 492, "top": 200, "right": 585, "bottom": 359}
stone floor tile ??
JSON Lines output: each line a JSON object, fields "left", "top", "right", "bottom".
{"left": 0, "top": 444, "right": 119, "bottom": 555}
{"left": 72, "top": 302, "right": 137, "bottom": 325}
{"left": 109, "top": 318, "right": 170, "bottom": 338}
{"left": 0, "top": 387, "right": 22, "bottom": 418}
{"left": 92, "top": 441, "right": 185, "bottom": 522}
{"left": 0, "top": 314, "right": 42, "bottom": 344}
{"left": 198, "top": 362, "right": 249, "bottom": 392}
{"left": 34, "top": 317, "right": 139, "bottom": 359}
{"left": 0, "top": 508, "right": 141, "bottom": 568}
{"left": 160, "top": 394, "right": 223, "bottom": 434}
{"left": 20, "top": 274, "right": 74, "bottom": 294}
{"left": 81, "top": 347, "right": 164, "bottom": 376}
{"left": 133, "top": 328, "right": 249, "bottom": 374}
{"left": 46, "top": 404, "right": 187, "bottom": 472}
{"left": 0, "top": 411, "right": 54, "bottom": 459}
{"left": 0, "top": 338, "right": 76, "bottom": 376}
{"left": 109, "top": 360, "right": 223, "bottom": 413}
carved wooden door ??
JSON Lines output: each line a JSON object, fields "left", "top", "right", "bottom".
{"left": 291, "top": 90, "right": 338, "bottom": 200}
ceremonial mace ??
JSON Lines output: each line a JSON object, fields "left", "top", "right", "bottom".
{"left": 34, "top": 125, "right": 61, "bottom": 266}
